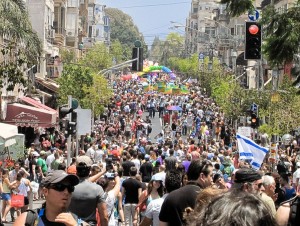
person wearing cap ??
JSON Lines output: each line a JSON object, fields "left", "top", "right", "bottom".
{"left": 13, "top": 170, "right": 88, "bottom": 226}
{"left": 68, "top": 156, "right": 108, "bottom": 226}
{"left": 230, "top": 168, "right": 264, "bottom": 194}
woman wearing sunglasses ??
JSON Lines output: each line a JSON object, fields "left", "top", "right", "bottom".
{"left": 13, "top": 170, "right": 89, "bottom": 226}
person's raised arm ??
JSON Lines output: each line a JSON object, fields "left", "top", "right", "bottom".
{"left": 88, "top": 167, "right": 106, "bottom": 183}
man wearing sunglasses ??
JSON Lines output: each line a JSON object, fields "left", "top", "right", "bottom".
{"left": 13, "top": 170, "right": 88, "bottom": 225}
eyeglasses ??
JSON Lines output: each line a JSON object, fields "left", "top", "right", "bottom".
{"left": 48, "top": 183, "right": 75, "bottom": 193}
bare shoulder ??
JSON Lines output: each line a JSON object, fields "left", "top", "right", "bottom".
{"left": 13, "top": 212, "right": 28, "bottom": 226}
{"left": 276, "top": 202, "right": 290, "bottom": 226}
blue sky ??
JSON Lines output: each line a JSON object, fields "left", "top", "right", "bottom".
{"left": 99, "top": 0, "right": 191, "bottom": 47}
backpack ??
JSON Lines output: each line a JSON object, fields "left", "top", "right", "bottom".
{"left": 25, "top": 209, "right": 40, "bottom": 226}
{"left": 286, "top": 196, "right": 300, "bottom": 226}
{"left": 25, "top": 208, "right": 81, "bottom": 226}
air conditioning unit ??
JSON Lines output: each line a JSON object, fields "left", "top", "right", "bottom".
{"left": 50, "top": 29, "right": 55, "bottom": 39}
{"left": 67, "top": 31, "right": 75, "bottom": 37}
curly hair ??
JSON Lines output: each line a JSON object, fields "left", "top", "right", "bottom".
{"left": 188, "top": 191, "right": 278, "bottom": 226}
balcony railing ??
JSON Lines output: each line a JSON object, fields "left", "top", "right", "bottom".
{"left": 54, "top": 27, "right": 66, "bottom": 36}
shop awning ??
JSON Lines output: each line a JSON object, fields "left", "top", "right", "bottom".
{"left": 3, "top": 103, "right": 57, "bottom": 128}
{"left": 20, "top": 96, "right": 57, "bottom": 114}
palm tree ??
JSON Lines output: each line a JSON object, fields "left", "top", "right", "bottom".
{"left": 0, "top": 0, "right": 42, "bottom": 63}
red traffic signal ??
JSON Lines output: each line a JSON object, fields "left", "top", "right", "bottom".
{"left": 245, "top": 22, "right": 262, "bottom": 60}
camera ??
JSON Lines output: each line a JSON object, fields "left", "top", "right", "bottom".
{"left": 105, "top": 157, "right": 113, "bottom": 172}
{"left": 105, "top": 172, "right": 116, "bottom": 179}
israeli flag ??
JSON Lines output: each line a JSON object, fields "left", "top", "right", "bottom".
{"left": 236, "top": 134, "right": 269, "bottom": 170}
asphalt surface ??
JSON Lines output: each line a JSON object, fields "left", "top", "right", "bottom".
{"left": 142, "top": 112, "right": 163, "bottom": 143}
{"left": 4, "top": 195, "right": 43, "bottom": 225}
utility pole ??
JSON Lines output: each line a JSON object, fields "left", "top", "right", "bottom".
{"left": 67, "top": 95, "right": 72, "bottom": 166}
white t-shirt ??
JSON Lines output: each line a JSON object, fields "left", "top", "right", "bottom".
{"left": 292, "top": 168, "right": 300, "bottom": 184}
{"left": 145, "top": 194, "right": 168, "bottom": 226}
{"left": 131, "top": 158, "right": 140, "bottom": 171}
{"left": 106, "top": 191, "right": 117, "bottom": 226}
{"left": 46, "top": 154, "right": 55, "bottom": 172}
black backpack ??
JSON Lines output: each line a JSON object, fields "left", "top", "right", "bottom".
{"left": 25, "top": 209, "right": 40, "bottom": 226}
{"left": 25, "top": 209, "right": 81, "bottom": 226}
{"left": 288, "top": 196, "right": 300, "bottom": 226}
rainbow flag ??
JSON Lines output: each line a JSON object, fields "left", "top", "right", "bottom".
{"left": 172, "top": 88, "right": 181, "bottom": 95}
{"left": 164, "top": 86, "right": 172, "bottom": 94}
{"left": 158, "top": 86, "right": 165, "bottom": 92}
{"left": 143, "top": 85, "right": 150, "bottom": 91}
{"left": 157, "top": 81, "right": 166, "bottom": 87}
{"left": 180, "top": 85, "right": 189, "bottom": 94}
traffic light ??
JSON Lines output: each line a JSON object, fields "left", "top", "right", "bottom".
{"left": 59, "top": 107, "right": 73, "bottom": 119}
{"left": 245, "top": 22, "right": 261, "bottom": 60}
{"left": 65, "top": 120, "right": 77, "bottom": 137}
{"left": 250, "top": 113, "right": 259, "bottom": 128}
{"left": 132, "top": 47, "right": 143, "bottom": 71}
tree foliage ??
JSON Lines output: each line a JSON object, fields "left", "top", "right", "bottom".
{"left": 220, "top": 0, "right": 254, "bottom": 17}
{"left": 149, "top": 36, "right": 163, "bottom": 62}
{"left": 0, "top": 0, "right": 42, "bottom": 92}
{"left": 57, "top": 65, "right": 93, "bottom": 105}
{"left": 160, "top": 33, "right": 185, "bottom": 65}
{"left": 81, "top": 74, "right": 113, "bottom": 116}
{"left": 0, "top": 0, "right": 42, "bottom": 63}
{"left": 79, "top": 43, "right": 112, "bottom": 72}
{"left": 105, "top": 8, "right": 148, "bottom": 60}
{"left": 261, "top": 1, "right": 300, "bottom": 66}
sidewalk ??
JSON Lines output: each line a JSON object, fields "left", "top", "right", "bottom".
{"left": 4, "top": 198, "right": 44, "bottom": 225}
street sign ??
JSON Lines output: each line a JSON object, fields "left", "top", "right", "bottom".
{"left": 250, "top": 103, "right": 258, "bottom": 112}
{"left": 198, "top": 53, "right": 204, "bottom": 60}
{"left": 248, "top": 10, "right": 259, "bottom": 21}
{"left": 238, "top": 127, "right": 252, "bottom": 138}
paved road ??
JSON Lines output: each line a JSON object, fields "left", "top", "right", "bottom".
{"left": 4, "top": 197, "right": 43, "bottom": 225}
{"left": 142, "top": 112, "right": 163, "bottom": 143}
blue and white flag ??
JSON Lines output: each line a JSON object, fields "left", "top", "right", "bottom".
{"left": 236, "top": 134, "right": 269, "bottom": 170}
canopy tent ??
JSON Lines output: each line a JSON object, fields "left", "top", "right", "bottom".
{"left": 0, "top": 123, "right": 18, "bottom": 147}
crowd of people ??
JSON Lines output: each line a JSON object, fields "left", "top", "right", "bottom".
{"left": 0, "top": 77, "right": 299, "bottom": 226}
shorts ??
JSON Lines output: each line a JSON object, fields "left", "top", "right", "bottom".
{"left": 1, "top": 193, "right": 11, "bottom": 201}
{"left": 24, "top": 196, "right": 29, "bottom": 205}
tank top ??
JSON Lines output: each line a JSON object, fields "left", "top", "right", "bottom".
{"left": 2, "top": 179, "right": 10, "bottom": 193}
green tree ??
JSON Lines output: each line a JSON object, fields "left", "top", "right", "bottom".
{"left": 0, "top": 0, "right": 42, "bottom": 92}
{"left": 60, "top": 48, "right": 76, "bottom": 64}
{"left": 57, "top": 65, "right": 93, "bottom": 105}
{"left": 81, "top": 74, "right": 113, "bottom": 116}
{"left": 105, "top": 8, "right": 148, "bottom": 60}
{"left": 261, "top": 1, "right": 300, "bottom": 67}
{"left": 160, "top": 33, "right": 184, "bottom": 65}
{"left": 79, "top": 43, "right": 112, "bottom": 72}
{"left": 220, "top": 0, "right": 254, "bottom": 17}
{"left": 0, "top": 0, "right": 42, "bottom": 63}
{"left": 149, "top": 36, "right": 163, "bottom": 62}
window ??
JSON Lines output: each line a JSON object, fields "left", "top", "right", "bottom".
{"left": 68, "top": 0, "right": 78, "bottom": 8}
{"left": 193, "top": 7, "right": 198, "bottom": 13}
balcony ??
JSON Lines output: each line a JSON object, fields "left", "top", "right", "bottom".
{"left": 54, "top": 0, "right": 67, "bottom": 5}
{"left": 53, "top": 27, "right": 66, "bottom": 46}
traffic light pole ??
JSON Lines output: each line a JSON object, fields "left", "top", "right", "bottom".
{"left": 67, "top": 95, "right": 72, "bottom": 167}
